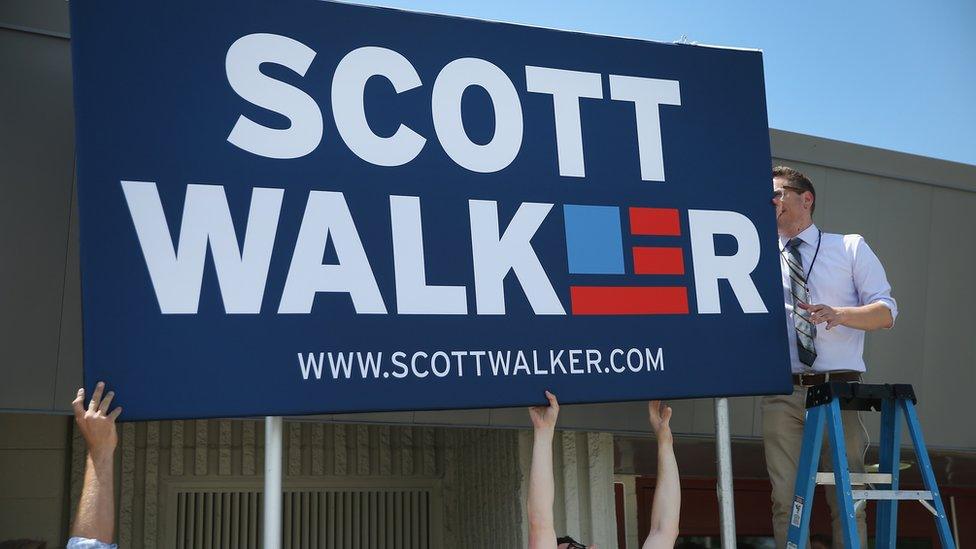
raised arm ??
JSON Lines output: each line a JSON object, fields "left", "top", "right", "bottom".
{"left": 643, "top": 401, "right": 680, "bottom": 549}
{"left": 70, "top": 382, "right": 122, "bottom": 544}
{"left": 527, "top": 390, "right": 560, "bottom": 549}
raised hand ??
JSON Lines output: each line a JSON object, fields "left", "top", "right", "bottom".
{"left": 648, "top": 401, "right": 673, "bottom": 443}
{"left": 72, "top": 381, "right": 122, "bottom": 463}
{"left": 528, "top": 390, "right": 560, "bottom": 432}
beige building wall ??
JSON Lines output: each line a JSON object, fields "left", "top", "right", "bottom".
{"left": 0, "top": 414, "right": 71, "bottom": 544}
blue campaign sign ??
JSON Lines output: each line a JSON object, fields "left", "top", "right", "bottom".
{"left": 69, "top": 0, "right": 791, "bottom": 420}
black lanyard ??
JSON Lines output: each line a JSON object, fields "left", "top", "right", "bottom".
{"left": 781, "top": 228, "right": 822, "bottom": 285}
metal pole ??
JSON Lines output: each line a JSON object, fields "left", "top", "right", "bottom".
{"left": 264, "top": 416, "right": 283, "bottom": 549}
{"left": 950, "top": 496, "right": 959, "bottom": 547}
{"left": 715, "top": 398, "right": 737, "bottom": 549}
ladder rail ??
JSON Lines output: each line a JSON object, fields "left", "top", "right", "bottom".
{"left": 875, "top": 398, "right": 901, "bottom": 547}
{"left": 785, "top": 405, "right": 826, "bottom": 549}
{"left": 824, "top": 399, "right": 861, "bottom": 549}
{"left": 901, "top": 400, "right": 956, "bottom": 549}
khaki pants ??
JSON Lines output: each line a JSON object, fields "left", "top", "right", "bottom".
{"left": 762, "top": 385, "right": 868, "bottom": 548}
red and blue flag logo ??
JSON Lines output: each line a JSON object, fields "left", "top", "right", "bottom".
{"left": 564, "top": 205, "right": 689, "bottom": 315}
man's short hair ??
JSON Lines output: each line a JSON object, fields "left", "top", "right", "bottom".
{"left": 773, "top": 165, "right": 816, "bottom": 214}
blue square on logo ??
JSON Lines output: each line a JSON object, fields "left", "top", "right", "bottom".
{"left": 563, "top": 205, "right": 625, "bottom": 275}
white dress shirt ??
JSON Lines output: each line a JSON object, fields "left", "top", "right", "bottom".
{"left": 780, "top": 224, "right": 897, "bottom": 374}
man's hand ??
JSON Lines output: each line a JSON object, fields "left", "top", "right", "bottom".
{"left": 798, "top": 302, "right": 844, "bottom": 330}
{"left": 528, "top": 390, "right": 559, "bottom": 432}
{"left": 72, "top": 382, "right": 122, "bottom": 464}
{"left": 648, "top": 401, "right": 673, "bottom": 443}
{"left": 798, "top": 301, "right": 893, "bottom": 331}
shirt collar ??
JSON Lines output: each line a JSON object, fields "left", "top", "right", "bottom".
{"left": 780, "top": 223, "right": 819, "bottom": 249}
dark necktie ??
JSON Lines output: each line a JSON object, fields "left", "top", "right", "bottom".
{"left": 785, "top": 238, "right": 817, "bottom": 367}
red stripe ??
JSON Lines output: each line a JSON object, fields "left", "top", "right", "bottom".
{"left": 629, "top": 207, "right": 680, "bottom": 236}
{"left": 570, "top": 286, "right": 689, "bottom": 315}
{"left": 632, "top": 247, "right": 685, "bottom": 275}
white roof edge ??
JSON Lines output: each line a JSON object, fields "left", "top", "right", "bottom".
{"left": 687, "top": 42, "right": 762, "bottom": 53}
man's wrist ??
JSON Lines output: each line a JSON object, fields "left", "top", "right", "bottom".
{"left": 533, "top": 426, "right": 555, "bottom": 437}
{"left": 836, "top": 307, "right": 852, "bottom": 327}
{"left": 88, "top": 449, "right": 116, "bottom": 468}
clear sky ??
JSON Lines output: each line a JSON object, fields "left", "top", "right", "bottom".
{"left": 354, "top": 0, "right": 976, "bottom": 167}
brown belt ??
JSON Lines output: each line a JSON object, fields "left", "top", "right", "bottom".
{"left": 792, "top": 371, "right": 861, "bottom": 387}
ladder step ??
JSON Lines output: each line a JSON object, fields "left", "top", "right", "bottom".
{"left": 851, "top": 490, "right": 932, "bottom": 500}
{"left": 816, "top": 472, "right": 892, "bottom": 485}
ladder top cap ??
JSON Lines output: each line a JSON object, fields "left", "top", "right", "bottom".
{"left": 804, "top": 382, "right": 917, "bottom": 410}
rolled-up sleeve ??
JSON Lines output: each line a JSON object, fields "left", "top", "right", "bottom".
{"left": 67, "top": 537, "right": 118, "bottom": 549}
{"left": 849, "top": 235, "right": 898, "bottom": 325}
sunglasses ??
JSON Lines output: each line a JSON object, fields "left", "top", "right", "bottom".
{"left": 557, "top": 536, "right": 588, "bottom": 549}
{"left": 772, "top": 185, "right": 807, "bottom": 200}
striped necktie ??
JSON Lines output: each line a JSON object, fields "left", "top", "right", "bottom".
{"left": 785, "top": 238, "right": 817, "bottom": 367}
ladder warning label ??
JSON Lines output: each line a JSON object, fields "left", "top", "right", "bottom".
{"left": 790, "top": 496, "right": 804, "bottom": 528}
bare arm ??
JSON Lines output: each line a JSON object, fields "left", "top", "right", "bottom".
{"left": 800, "top": 301, "right": 893, "bottom": 331}
{"left": 71, "top": 382, "right": 122, "bottom": 543}
{"left": 527, "top": 391, "right": 559, "bottom": 549}
{"left": 643, "top": 401, "right": 679, "bottom": 549}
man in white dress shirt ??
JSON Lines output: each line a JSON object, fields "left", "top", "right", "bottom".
{"left": 765, "top": 166, "right": 897, "bottom": 548}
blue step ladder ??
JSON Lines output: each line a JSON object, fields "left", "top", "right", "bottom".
{"left": 785, "top": 382, "right": 956, "bottom": 549}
